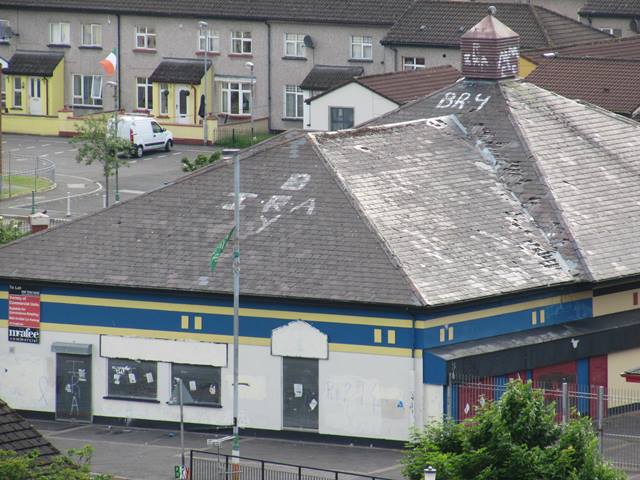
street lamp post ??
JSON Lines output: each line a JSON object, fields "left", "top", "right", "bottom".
{"left": 106, "top": 81, "right": 119, "bottom": 204}
{"left": 199, "top": 21, "right": 209, "bottom": 145}
{"left": 232, "top": 149, "right": 241, "bottom": 470}
{"left": 244, "top": 62, "right": 255, "bottom": 144}
{"left": 424, "top": 466, "right": 437, "bottom": 480}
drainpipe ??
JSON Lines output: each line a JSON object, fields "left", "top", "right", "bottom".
{"left": 192, "top": 85, "right": 197, "bottom": 124}
{"left": 44, "top": 78, "right": 49, "bottom": 115}
{"left": 265, "top": 21, "right": 272, "bottom": 132}
{"left": 117, "top": 14, "right": 121, "bottom": 110}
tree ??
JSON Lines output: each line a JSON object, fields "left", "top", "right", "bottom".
{"left": 403, "top": 380, "right": 625, "bottom": 480}
{"left": 181, "top": 151, "right": 221, "bottom": 172}
{"left": 70, "top": 115, "right": 130, "bottom": 207}
{"left": 0, "top": 445, "right": 112, "bottom": 480}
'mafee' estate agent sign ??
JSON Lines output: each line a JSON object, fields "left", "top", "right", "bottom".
{"left": 8, "top": 284, "right": 41, "bottom": 343}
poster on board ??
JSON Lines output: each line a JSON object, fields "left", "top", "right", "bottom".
{"left": 8, "top": 284, "right": 41, "bottom": 343}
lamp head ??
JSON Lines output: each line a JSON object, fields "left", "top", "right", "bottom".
{"left": 245, "top": 61, "right": 254, "bottom": 70}
{"left": 424, "top": 466, "right": 437, "bottom": 480}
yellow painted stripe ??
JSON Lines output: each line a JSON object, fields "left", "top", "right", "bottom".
{"left": 329, "top": 343, "right": 412, "bottom": 357}
{"left": 418, "top": 291, "right": 592, "bottom": 329}
{"left": 0, "top": 291, "right": 7, "bottom": 300}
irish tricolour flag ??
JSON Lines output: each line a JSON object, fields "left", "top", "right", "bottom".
{"left": 100, "top": 48, "right": 117, "bottom": 75}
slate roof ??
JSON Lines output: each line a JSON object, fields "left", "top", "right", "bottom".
{"left": 300, "top": 65, "right": 364, "bottom": 91}
{"left": 522, "top": 34, "right": 640, "bottom": 64}
{"left": 0, "top": 0, "right": 411, "bottom": 25}
{"left": 580, "top": 0, "right": 640, "bottom": 17}
{"left": 0, "top": 399, "right": 59, "bottom": 464}
{"left": 381, "top": 2, "right": 610, "bottom": 48}
{"left": 526, "top": 57, "right": 640, "bottom": 116}
{"left": 148, "top": 58, "right": 211, "bottom": 85}
{"left": 3, "top": 51, "right": 63, "bottom": 77}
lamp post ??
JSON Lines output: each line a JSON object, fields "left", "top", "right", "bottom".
{"left": 199, "top": 21, "right": 209, "bottom": 145}
{"left": 231, "top": 148, "right": 241, "bottom": 471}
{"left": 424, "top": 466, "right": 437, "bottom": 480}
{"left": 106, "top": 80, "right": 119, "bottom": 204}
{"left": 244, "top": 61, "right": 255, "bottom": 144}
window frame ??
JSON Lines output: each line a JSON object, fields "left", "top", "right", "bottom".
{"left": 0, "top": 19, "right": 11, "bottom": 43}
{"left": 159, "top": 83, "right": 169, "bottom": 115}
{"left": 135, "top": 25, "right": 157, "bottom": 50}
{"left": 329, "top": 106, "right": 354, "bottom": 131}
{"left": 284, "top": 33, "right": 305, "bottom": 57}
{"left": 13, "top": 76, "right": 22, "bottom": 108}
{"left": 198, "top": 28, "right": 220, "bottom": 53}
{"left": 231, "top": 31, "right": 252, "bottom": 54}
{"left": 81, "top": 23, "right": 102, "bottom": 47}
{"left": 402, "top": 56, "right": 426, "bottom": 71}
{"left": 49, "top": 22, "right": 70, "bottom": 45}
{"left": 72, "top": 74, "right": 103, "bottom": 107}
{"left": 221, "top": 81, "right": 252, "bottom": 115}
{"left": 350, "top": 35, "right": 373, "bottom": 60}
{"left": 107, "top": 358, "right": 158, "bottom": 401}
{"left": 284, "top": 84, "right": 304, "bottom": 119}
{"left": 136, "top": 77, "right": 153, "bottom": 110}
{"left": 171, "top": 363, "right": 222, "bottom": 407}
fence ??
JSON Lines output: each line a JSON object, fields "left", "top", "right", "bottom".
{"left": 450, "top": 375, "right": 640, "bottom": 471}
{"left": 0, "top": 214, "right": 69, "bottom": 235}
{"left": 0, "top": 153, "right": 56, "bottom": 199}
{"left": 190, "top": 452, "right": 394, "bottom": 480}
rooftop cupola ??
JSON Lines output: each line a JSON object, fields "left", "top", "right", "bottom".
{"left": 460, "top": 6, "right": 520, "bottom": 79}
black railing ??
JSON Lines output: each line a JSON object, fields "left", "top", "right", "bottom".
{"left": 189, "top": 451, "right": 395, "bottom": 480}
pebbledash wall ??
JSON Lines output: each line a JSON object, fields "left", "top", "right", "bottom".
{"left": 0, "top": 278, "right": 599, "bottom": 440}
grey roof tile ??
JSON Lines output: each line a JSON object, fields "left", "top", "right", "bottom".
{"left": 149, "top": 58, "right": 211, "bottom": 85}
{"left": 300, "top": 65, "right": 365, "bottom": 91}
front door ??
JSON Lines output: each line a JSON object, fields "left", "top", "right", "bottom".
{"left": 55, "top": 353, "right": 92, "bottom": 422}
{"left": 176, "top": 86, "right": 189, "bottom": 123}
{"left": 29, "top": 77, "right": 42, "bottom": 115}
{"left": 283, "top": 357, "right": 319, "bottom": 431}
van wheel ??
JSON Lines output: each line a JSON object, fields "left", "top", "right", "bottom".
{"left": 135, "top": 145, "right": 144, "bottom": 158}
{"left": 165, "top": 140, "right": 173, "bottom": 152}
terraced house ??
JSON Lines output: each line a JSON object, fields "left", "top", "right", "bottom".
{"left": 2, "top": 13, "right": 640, "bottom": 442}
{"left": 0, "top": 0, "right": 608, "bottom": 138}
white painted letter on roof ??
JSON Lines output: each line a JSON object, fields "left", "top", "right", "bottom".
{"left": 280, "top": 173, "right": 311, "bottom": 191}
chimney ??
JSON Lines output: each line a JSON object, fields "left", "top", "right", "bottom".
{"left": 460, "top": 6, "right": 520, "bottom": 79}
{"left": 29, "top": 212, "right": 50, "bottom": 234}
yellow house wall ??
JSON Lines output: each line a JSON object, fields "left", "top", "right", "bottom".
{"left": 48, "top": 61, "right": 65, "bottom": 115}
{"left": 151, "top": 67, "right": 215, "bottom": 125}
{"left": 607, "top": 347, "right": 640, "bottom": 407}
{"left": 519, "top": 57, "right": 538, "bottom": 78}
{"left": 3, "top": 114, "right": 58, "bottom": 135}
{"left": 593, "top": 289, "right": 639, "bottom": 317}
{"left": 6, "top": 75, "right": 27, "bottom": 114}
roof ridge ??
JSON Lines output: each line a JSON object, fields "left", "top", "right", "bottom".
{"left": 357, "top": 64, "right": 458, "bottom": 81}
{"left": 533, "top": 5, "right": 612, "bottom": 47}
{"left": 546, "top": 55, "right": 640, "bottom": 63}
{"left": 529, "top": 4, "right": 555, "bottom": 48}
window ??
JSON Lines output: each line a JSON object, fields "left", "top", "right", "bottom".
{"left": 49, "top": 22, "right": 70, "bottom": 45}
{"left": 330, "top": 107, "right": 354, "bottom": 130}
{"left": 72, "top": 74, "right": 103, "bottom": 107}
{"left": 13, "top": 77, "right": 22, "bottom": 108}
{"left": 284, "top": 85, "right": 303, "bottom": 119}
{"left": 81, "top": 23, "right": 102, "bottom": 46}
{"left": 135, "top": 26, "right": 156, "bottom": 49}
{"left": 0, "top": 19, "right": 11, "bottom": 42}
{"left": 403, "top": 57, "right": 426, "bottom": 71}
{"left": 151, "top": 121, "right": 163, "bottom": 133}
{"left": 221, "top": 82, "right": 251, "bottom": 114}
{"left": 231, "top": 31, "right": 252, "bottom": 54}
{"left": 171, "top": 364, "right": 221, "bottom": 407}
{"left": 284, "top": 33, "right": 305, "bottom": 57}
{"left": 159, "top": 83, "right": 169, "bottom": 115}
{"left": 107, "top": 358, "right": 157, "bottom": 400}
{"left": 136, "top": 77, "right": 153, "bottom": 110}
{"left": 350, "top": 35, "right": 372, "bottom": 60}
{"left": 199, "top": 29, "right": 220, "bottom": 52}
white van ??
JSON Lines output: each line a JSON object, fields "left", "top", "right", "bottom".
{"left": 116, "top": 116, "right": 174, "bottom": 158}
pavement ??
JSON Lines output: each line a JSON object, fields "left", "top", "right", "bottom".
{"left": 0, "top": 134, "right": 216, "bottom": 218}
{"left": 31, "top": 419, "right": 405, "bottom": 480}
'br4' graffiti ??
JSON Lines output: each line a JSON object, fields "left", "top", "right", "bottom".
{"left": 436, "top": 92, "right": 491, "bottom": 111}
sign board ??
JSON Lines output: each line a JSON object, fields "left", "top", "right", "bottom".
{"left": 8, "top": 284, "right": 41, "bottom": 343}
{"left": 174, "top": 465, "right": 190, "bottom": 479}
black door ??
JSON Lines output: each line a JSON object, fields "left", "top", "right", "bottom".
{"left": 56, "top": 353, "right": 92, "bottom": 422}
{"left": 283, "top": 357, "right": 318, "bottom": 430}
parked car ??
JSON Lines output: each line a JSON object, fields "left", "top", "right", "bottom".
{"left": 115, "top": 116, "right": 173, "bottom": 158}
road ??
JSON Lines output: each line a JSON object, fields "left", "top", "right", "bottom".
{"left": 0, "top": 134, "right": 216, "bottom": 218}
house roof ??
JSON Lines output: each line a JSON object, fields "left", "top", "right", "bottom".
{"left": 0, "top": 399, "right": 59, "bottom": 464}
{"left": 3, "top": 51, "right": 63, "bottom": 77}
{"left": 148, "top": 58, "right": 211, "bottom": 85}
{"left": 526, "top": 56, "right": 640, "bottom": 116}
{"left": 521, "top": 34, "right": 640, "bottom": 64}
{"left": 0, "top": 0, "right": 411, "bottom": 25}
{"left": 307, "top": 65, "right": 462, "bottom": 105}
{"left": 381, "top": 2, "right": 610, "bottom": 48}
{"left": 299, "top": 65, "right": 365, "bottom": 91}
{"left": 580, "top": 0, "right": 640, "bottom": 18}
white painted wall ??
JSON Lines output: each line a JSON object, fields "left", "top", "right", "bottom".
{"left": 306, "top": 82, "right": 398, "bottom": 131}
{"left": 423, "top": 384, "right": 444, "bottom": 424}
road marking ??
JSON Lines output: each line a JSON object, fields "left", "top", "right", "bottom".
{"left": 54, "top": 151, "right": 64, "bottom": 155}
{"left": 67, "top": 184, "right": 86, "bottom": 189}
{"left": 119, "top": 189, "right": 145, "bottom": 195}
{"left": 158, "top": 155, "right": 167, "bottom": 158}
{"left": 366, "top": 464, "right": 402, "bottom": 475}
{"left": 26, "top": 146, "right": 35, "bottom": 149}
{"left": 172, "top": 152, "right": 181, "bottom": 156}
{"left": 9, "top": 148, "right": 19, "bottom": 152}
{"left": 42, "top": 143, "right": 50, "bottom": 147}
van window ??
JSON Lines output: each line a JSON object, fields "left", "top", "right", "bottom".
{"left": 151, "top": 122, "right": 163, "bottom": 133}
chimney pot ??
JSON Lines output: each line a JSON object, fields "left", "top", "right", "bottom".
{"left": 29, "top": 212, "right": 50, "bottom": 234}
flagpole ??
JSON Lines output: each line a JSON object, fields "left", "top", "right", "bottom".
{"left": 232, "top": 149, "right": 241, "bottom": 469}
{"left": 114, "top": 49, "right": 120, "bottom": 203}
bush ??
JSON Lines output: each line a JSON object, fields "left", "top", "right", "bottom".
{"left": 0, "top": 218, "right": 26, "bottom": 245}
{"left": 181, "top": 151, "right": 221, "bottom": 172}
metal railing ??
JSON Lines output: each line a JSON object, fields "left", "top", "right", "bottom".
{"left": 190, "top": 452, "right": 395, "bottom": 480}
{"left": 0, "top": 153, "right": 56, "bottom": 199}
{"left": 0, "top": 214, "right": 69, "bottom": 235}
{"left": 450, "top": 375, "right": 640, "bottom": 471}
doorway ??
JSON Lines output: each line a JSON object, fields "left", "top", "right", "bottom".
{"left": 176, "top": 86, "right": 189, "bottom": 123}
{"left": 282, "top": 357, "right": 319, "bottom": 431}
{"left": 55, "top": 353, "right": 92, "bottom": 422}
{"left": 29, "top": 77, "right": 42, "bottom": 115}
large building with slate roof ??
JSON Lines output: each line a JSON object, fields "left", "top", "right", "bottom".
{"left": 2, "top": 10, "right": 640, "bottom": 440}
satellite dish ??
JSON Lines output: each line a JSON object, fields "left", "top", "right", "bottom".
{"left": 631, "top": 18, "right": 640, "bottom": 33}
{"left": 303, "top": 35, "right": 314, "bottom": 49}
